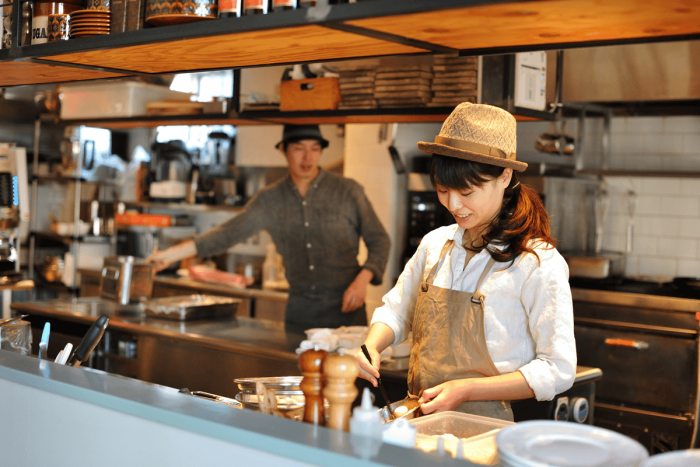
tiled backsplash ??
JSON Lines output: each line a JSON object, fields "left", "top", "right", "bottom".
{"left": 603, "top": 176, "right": 700, "bottom": 280}
{"left": 608, "top": 116, "right": 700, "bottom": 172}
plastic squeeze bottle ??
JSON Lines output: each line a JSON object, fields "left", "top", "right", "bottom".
{"left": 350, "top": 387, "right": 383, "bottom": 438}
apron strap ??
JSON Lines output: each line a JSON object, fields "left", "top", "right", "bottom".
{"left": 471, "top": 256, "right": 497, "bottom": 304}
{"left": 425, "top": 238, "right": 454, "bottom": 285}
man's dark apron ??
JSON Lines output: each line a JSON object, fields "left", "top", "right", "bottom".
{"left": 285, "top": 288, "right": 367, "bottom": 335}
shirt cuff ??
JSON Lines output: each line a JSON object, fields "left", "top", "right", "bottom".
{"left": 518, "top": 359, "right": 558, "bottom": 401}
{"left": 361, "top": 262, "right": 384, "bottom": 286}
{"left": 370, "top": 305, "right": 405, "bottom": 346}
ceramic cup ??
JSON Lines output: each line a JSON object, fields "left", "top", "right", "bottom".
{"left": 86, "top": 0, "right": 110, "bottom": 11}
{"left": 48, "top": 13, "right": 70, "bottom": 41}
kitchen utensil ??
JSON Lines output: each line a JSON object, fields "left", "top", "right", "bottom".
{"left": 626, "top": 190, "right": 637, "bottom": 254}
{"left": 66, "top": 314, "right": 109, "bottom": 367}
{"left": 100, "top": 255, "right": 154, "bottom": 305}
{"left": 178, "top": 388, "right": 243, "bottom": 408}
{"left": 379, "top": 395, "right": 421, "bottom": 423}
{"left": 144, "top": 294, "right": 240, "bottom": 320}
{"left": 38, "top": 322, "right": 50, "bottom": 359}
{"left": 361, "top": 344, "right": 394, "bottom": 420}
{"left": 594, "top": 186, "right": 610, "bottom": 254}
{"left": 562, "top": 251, "right": 625, "bottom": 279}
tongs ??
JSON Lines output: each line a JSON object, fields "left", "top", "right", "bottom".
{"left": 361, "top": 344, "right": 394, "bottom": 420}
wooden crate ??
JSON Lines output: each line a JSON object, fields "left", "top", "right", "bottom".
{"left": 280, "top": 77, "right": 341, "bottom": 111}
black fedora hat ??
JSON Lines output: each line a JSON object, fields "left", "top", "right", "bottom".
{"left": 275, "top": 124, "right": 329, "bottom": 150}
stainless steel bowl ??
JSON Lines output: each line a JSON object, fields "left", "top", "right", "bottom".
{"left": 379, "top": 395, "right": 422, "bottom": 423}
{"left": 234, "top": 376, "right": 303, "bottom": 394}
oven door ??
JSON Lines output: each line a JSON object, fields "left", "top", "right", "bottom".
{"left": 575, "top": 324, "right": 697, "bottom": 413}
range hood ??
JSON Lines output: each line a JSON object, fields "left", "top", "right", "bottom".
{"left": 562, "top": 41, "right": 700, "bottom": 111}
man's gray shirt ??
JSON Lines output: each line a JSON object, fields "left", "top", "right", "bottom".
{"left": 193, "top": 169, "right": 391, "bottom": 297}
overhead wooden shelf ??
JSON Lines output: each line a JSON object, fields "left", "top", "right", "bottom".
{"left": 66, "top": 114, "right": 262, "bottom": 129}
{"left": 0, "top": 0, "right": 695, "bottom": 87}
{"left": 347, "top": 0, "right": 700, "bottom": 54}
{"left": 0, "top": 60, "right": 125, "bottom": 87}
{"left": 63, "top": 107, "right": 546, "bottom": 128}
{"left": 41, "top": 25, "right": 426, "bottom": 74}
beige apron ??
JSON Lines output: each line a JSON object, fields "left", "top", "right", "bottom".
{"left": 408, "top": 238, "right": 514, "bottom": 421}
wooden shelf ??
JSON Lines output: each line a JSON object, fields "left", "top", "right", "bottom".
{"left": 60, "top": 107, "right": 549, "bottom": 128}
{"left": 0, "top": 0, "right": 696, "bottom": 87}
{"left": 347, "top": 0, "right": 700, "bottom": 54}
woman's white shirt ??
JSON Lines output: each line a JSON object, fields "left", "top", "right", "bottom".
{"left": 371, "top": 224, "right": 577, "bottom": 401}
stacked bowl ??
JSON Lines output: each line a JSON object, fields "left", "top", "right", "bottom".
{"left": 70, "top": 0, "right": 110, "bottom": 38}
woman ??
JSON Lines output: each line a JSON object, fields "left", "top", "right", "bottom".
{"left": 357, "top": 103, "right": 576, "bottom": 421}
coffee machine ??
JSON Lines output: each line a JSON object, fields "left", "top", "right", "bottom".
{"left": 0, "top": 144, "right": 29, "bottom": 284}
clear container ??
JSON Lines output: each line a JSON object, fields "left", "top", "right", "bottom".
{"left": 411, "top": 412, "right": 513, "bottom": 461}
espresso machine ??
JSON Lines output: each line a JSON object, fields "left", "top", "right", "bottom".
{"left": 0, "top": 144, "right": 29, "bottom": 284}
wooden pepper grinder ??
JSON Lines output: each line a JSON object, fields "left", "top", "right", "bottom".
{"left": 324, "top": 350, "right": 360, "bottom": 432}
{"left": 299, "top": 345, "right": 328, "bottom": 425}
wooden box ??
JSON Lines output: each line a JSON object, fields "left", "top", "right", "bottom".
{"left": 280, "top": 77, "right": 340, "bottom": 112}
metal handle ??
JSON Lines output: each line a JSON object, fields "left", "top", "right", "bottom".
{"left": 102, "top": 265, "right": 119, "bottom": 280}
{"left": 605, "top": 338, "right": 649, "bottom": 350}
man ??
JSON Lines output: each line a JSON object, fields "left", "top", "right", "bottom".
{"left": 149, "top": 124, "right": 391, "bottom": 334}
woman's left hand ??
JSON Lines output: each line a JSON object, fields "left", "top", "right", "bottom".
{"left": 419, "top": 380, "right": 471, "bottom": 414}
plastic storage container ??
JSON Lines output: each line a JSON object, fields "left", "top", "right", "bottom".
{"left": 411, "top": 412, "right": 513, "bottom": 463}
{"left": 59, "top": 81, "right": 193, "bottom": 119}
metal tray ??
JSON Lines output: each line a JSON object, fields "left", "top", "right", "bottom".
{"left": 144, "top": 294, "right": 240, "bottom": 320}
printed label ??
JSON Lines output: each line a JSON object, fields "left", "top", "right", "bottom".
{"left": 219, "top": 0, "right": 239, "bottom": 12}
{"left": 244, "top": 0, "right": 266, "bottom": 8}
{"left": 31, "top": 16, "right": 49, "bottom": 45}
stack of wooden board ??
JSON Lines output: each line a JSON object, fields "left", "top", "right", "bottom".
{"left": 429, "top": 55, "right": 478, "bottom": 107}
{"left": 338, "top": 66, "right": 377, "bottom": 110}
{"left": 374, "top": 65, "right": 433, "bottom": 108}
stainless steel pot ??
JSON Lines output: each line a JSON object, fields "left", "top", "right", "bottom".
{"left": 100, "top": 255, "right": 154, "bottom": 305}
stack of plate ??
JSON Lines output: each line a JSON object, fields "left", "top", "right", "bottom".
{"left": 70, "top": 10, "right": 111, "bottom": 38}
{"left": 496, "top": 421, "right": 649, "bottom": 467}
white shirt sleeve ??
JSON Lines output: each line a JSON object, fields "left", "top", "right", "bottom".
{"left": 517, "top": 248, "right": 577, "bottom": 401}
{"left": 371, "top": 229, "right": 436, "bottom": 346}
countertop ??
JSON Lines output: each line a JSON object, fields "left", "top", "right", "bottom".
{"left": 79, "top": 268, "right": 290, "bottom": 303}
{"left": 11, "top": 298, "right": 601, "bottom": 385}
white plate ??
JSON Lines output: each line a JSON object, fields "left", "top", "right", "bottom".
{"left": 496, "top": 421, "right": 648, "bottom": 467}
{"left": 641, "top": 450, "right": 700, "bottom": 467}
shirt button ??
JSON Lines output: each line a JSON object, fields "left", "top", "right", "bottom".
{"left": 304, "top": 222, "right": 309, "bottom": 227}
{"left": 302, "top": 201, "right": 307, "bottom": 206}
{"left": 307, "top": 243, "right": 311, "bottom": 248}
{"left": 311, "top": 285, "right": 316, "bottom": 291}
{"left": 309, "top": 265, "right": 315, "bottom": 271}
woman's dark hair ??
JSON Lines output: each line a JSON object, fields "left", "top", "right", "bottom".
{"left": 429, "top": 154, "right": 555, "bottom": 264}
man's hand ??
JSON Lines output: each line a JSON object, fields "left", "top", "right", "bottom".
{"left": 419, "top": 380, "right": 471, "bottom": 414}
{"left": 342, "top": 269, "right": 374, "bottom": 312}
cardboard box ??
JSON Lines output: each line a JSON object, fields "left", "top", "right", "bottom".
{"left": 280, "top": 78, "right": 340, "bottom": 111}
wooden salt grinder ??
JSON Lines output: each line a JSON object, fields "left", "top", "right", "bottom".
{"left": 299, "top": 347, "right": 328, "bottom": 425}
{"left": 324, "top": 351, "right": 359, "bottom": 432}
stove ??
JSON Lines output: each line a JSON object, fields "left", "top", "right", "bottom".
{"left": 571, "top": 280, "right": 700, "bottom": 454}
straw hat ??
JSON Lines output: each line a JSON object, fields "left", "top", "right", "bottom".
{"left": 418, "top": 102, "right": 527, "bottom": 172}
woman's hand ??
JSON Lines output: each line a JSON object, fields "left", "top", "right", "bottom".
{"left": 419, "top": 380, "right": 471, "bottom": 414}
{"left": 354, "top": 346, "right": 381, "bottom": 387}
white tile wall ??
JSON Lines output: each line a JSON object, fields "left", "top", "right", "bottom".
{"left": 599, "top": 116, "right": 700, "bottom": 281}
{"left": 604, "top": 173, "right": 700, "bottom": 280}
